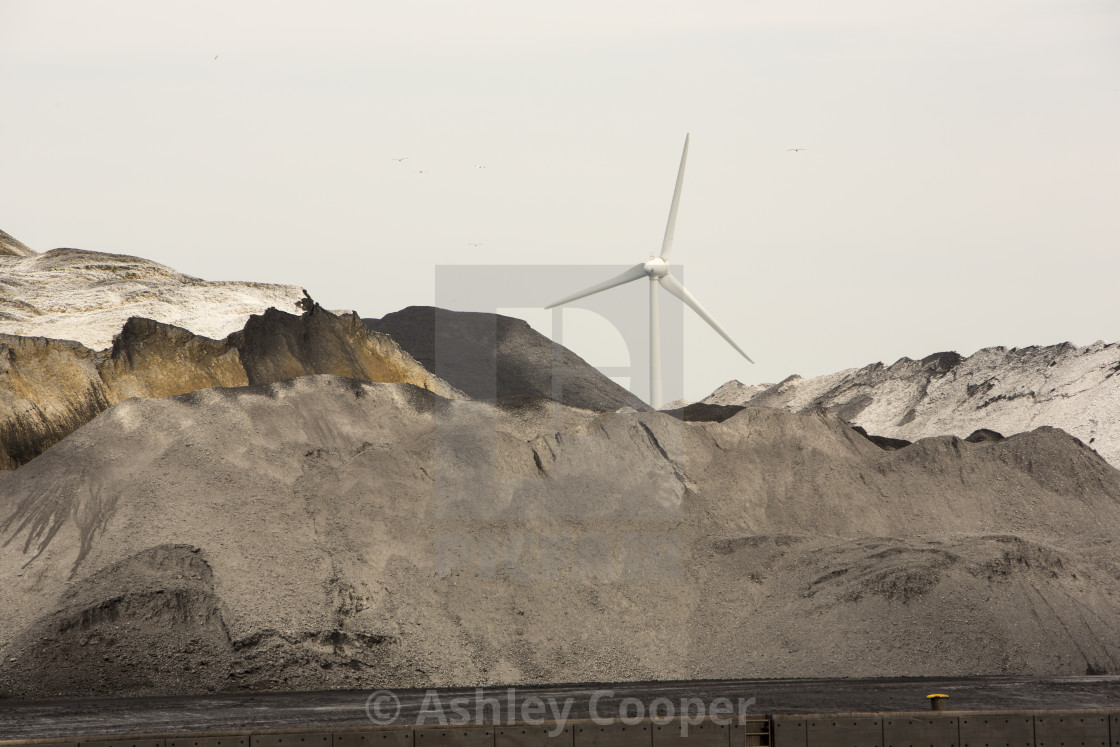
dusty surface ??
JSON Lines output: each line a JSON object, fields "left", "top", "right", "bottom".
{"left": 365, "top": 307, "right": 650, "bottom": 412}
{"left": 0, "top": 247, "right": 305, "bottom": 349}
{"left": 703, "top": 343, "right": 1120, "bottom": 467}
{"left": 2, "top": 677, "right": 1119, "bottom": 739}
{"left": 0, "top": 307, "right": 459, "bottom": 469}
{"left": 0, "top": 230, "right": 34, "bottom": 258}
{"left": 2, "top": 377, "right": 1119, "bottom": 698}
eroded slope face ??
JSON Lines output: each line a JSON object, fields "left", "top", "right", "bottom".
{"left": 2, "top": 377, "right": 1119, "bottom": 697}
{"left": 0, "top": 247, "right": 306, "bottom": 349}
{"left": 0, "top": 229, "right": 35, "bottom": 257}
{"left": 705, "top": 342, "right": 1120, "bottom": 467}
{"left": 0, "top": 307, "right": 460, "bottom": 469}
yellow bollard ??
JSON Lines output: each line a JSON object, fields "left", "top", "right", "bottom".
{"left": 927, "top": 694, "right": 949, "bottom": 711}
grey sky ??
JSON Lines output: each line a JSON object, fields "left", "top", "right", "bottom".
{"left": 2, "top": 0, "right": 1117, "bottom": 400}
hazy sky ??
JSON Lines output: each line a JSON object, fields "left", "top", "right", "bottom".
{"left": 2, "top": 1, "right": 1117, "bottom": 401}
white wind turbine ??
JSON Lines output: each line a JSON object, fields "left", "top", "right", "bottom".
{"left": 546, "top": 134, "right": 753, "bottom": 408}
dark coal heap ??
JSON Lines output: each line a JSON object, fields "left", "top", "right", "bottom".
{"left": 364, "top": 306, "right": 649, "bottom": 412}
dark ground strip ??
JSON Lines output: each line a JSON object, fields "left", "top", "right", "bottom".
{"left": 2, "top": 676, "right": 1120, "bottom": 740}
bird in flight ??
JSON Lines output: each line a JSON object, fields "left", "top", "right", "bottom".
{"left": 476, "top": 165, "right": 486, "bottom": 169}
{"left": 787, "top": 148, "right": 806, "bottom": 152}
{"left": 214, "top": 54, "right": 219, "bottom": 60}
{"left": 468, "top": 242, "right": 482, "bottom": 247}
{"left": 392, "top": 157, "right": 407, "bottom": 162}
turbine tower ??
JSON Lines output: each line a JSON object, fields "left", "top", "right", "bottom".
{"left": 546, "top": 134, "right": 753, "bottom": 408}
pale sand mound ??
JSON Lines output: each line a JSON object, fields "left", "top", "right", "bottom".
{"left": 0, "top": 247, "right": 305, "bottom": 348}
{"left": 704, "top": 342, "right": 1120, "bottom": 467}
{"left": 0, "top": 229, "right": 35, "bottom": 257}
{"left": 2, "top": 376, "right": 1119, "bottom": 698}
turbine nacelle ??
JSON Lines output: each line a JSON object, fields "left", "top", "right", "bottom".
{"left": 643, "top": 257, "right": 669, "bottom": 278}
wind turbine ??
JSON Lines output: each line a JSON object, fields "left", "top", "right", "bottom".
{"left": 546, "top": 134, "right": 753, "bottom": 408}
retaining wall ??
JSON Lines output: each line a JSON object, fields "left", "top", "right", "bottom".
{"left": 3, "top": 710, "right": 1118, "bottom": 747}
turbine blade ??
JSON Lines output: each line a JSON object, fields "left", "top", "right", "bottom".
{"left": 659, "top": 134, "right": 689, "bottom": 260}
{"left": 658, "top": 273, "right": 754, "bottom": 363}
{"left": 545, "top": 263, "right": 648, "bottom": 308}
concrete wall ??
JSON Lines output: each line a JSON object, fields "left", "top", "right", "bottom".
{"left": 2, "top": 711, "right": 1116, "bottom": 747}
